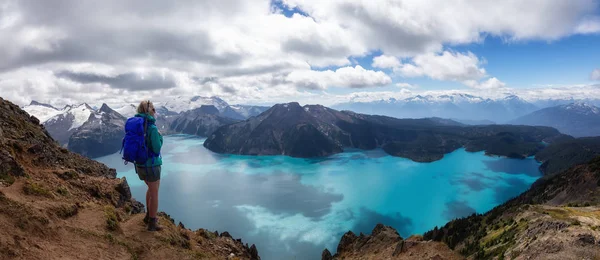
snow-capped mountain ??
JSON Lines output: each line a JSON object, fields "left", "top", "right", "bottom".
{"left": 22, "top": 101, "right": 64, "bottom": 123}
{"left": 500, "top": 95, "right": 539, "bottom": 116}
{"left": 510, "top": 102, "right": 600, "bottom": 137}
{"left": 42, "top": 103, "right": 95, "bottom": 145}
{"left": 162, "top": 96, "right": 229, "bottom": 113}
{"left": 68, "top": 104, "right": 127, "bottom": 158}
{"left": 333, "top": 93, "right": 539, "bottom": 123}
{"left": 531, "top": 98, "right": 600, "bottom": 109}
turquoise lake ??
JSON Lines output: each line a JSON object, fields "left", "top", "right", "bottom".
{"left": 95, "top": 134, "right": 542, "bottom": 260}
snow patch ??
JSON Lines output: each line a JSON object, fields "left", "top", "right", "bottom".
{"left": 163, "top": 96, "right": 229, "bottom": 113}
{"left": 115, "top": 104, "right": 137, "bottom": 118}
{"left": 69, "top": 104, "right": 93, "bottom": 130}
{"left": 23, "top": 105, "right": 63, "bottom": 123}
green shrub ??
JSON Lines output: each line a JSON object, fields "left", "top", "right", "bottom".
{"left": 0, "top": 173, "right": 15, "bottom": 185}
{"left": 54, "top": 204, "right": 79, "bottom": 219}
{"left": 104, "top": 206, "right": 120, "bottom": 231}
{"left": 56, "top": 186, "right": 70, "bottom": 196}
{"left": 23, "top": 182, "right": 52, "bottom": 197}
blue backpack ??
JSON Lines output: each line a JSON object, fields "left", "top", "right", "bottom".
{"left": 121, "top": 117, "right": 157, "bottom": 165}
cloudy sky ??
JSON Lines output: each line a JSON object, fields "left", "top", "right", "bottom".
{"left": 1, "top": 0, "right": 600, "bottom": 107}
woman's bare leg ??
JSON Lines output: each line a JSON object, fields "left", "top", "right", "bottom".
{"left": 148, "top": 180, "right": 160, "bottom": 218}
{"left": 145, "top": 181, "right": 150, "bottom": 212}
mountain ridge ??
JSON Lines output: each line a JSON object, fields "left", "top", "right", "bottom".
{"left": 510, "top": 102, "right": 600, "bottom": 137}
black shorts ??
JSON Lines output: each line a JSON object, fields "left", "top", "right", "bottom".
{"left": 135, "top": 166, "right": 161, "bottom": 182}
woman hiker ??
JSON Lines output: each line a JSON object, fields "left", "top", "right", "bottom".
{"left": 135, "top": 100, "right": 164, "bottom": 231}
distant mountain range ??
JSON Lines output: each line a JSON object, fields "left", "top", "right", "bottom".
{"left": 22, "top": 94, "right": 600, "bottom": 159}
{"left": 333, "top": 93, "right": 600, "bottom": 123}
{"left": 204, "top": 102, "right": 566, "bottom": 161}
{"left": 23, "top": 103, "right": 96, "bottom": 145}
{"left": 22, "top": 97, "right": 269, "bottom": 158}
{"left": 510, "top": 103, "right": 600, "bottom": 137}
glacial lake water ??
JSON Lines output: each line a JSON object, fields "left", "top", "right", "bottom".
{"left": 95, "top": 134, "right": 542, "bottom": 260}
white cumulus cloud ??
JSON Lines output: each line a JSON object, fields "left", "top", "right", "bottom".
{"left": 286, "top": 65, "right": 392, "bottom": 90}
{"left": 396, "top": 51, "right": 486, "bottom": 81}
{"left": 372, "top": 55, "right": 401, "bottom": 69}
{"left": 463, "top": 77, "right": 507, "bottom": 90}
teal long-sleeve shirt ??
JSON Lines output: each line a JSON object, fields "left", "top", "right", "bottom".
{"left": 134, "top": 113, "right": 163, "bottom": 167}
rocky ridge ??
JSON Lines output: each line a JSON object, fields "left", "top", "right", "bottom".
{"left": 0, "top": 97, "right": 260, "bottom": 260}
{"left": 324, "top": 224, "right": 462, "bottom": 260}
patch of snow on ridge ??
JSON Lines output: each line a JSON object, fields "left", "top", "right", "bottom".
{"left": 115, "top": 104, "right": 137, "bottom": 118}
{"left": 564, "top": 102, "right": 600, "bottom": 115}
{"left": 69, "top": 104, "right": 93, "bottom": 131}
{"left": 23, "top": 105, "right": 63, "bottom": 123}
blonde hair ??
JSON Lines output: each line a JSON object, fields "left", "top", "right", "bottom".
{"left": 137, "top": 100, "right": 155, "bottom": 114}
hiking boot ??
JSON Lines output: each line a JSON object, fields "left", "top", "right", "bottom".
{"left": 143, "top": 213, "right": 149, "bottom": 224}
{"left": 148, "top": 217, "right": 163, "bottom": 232}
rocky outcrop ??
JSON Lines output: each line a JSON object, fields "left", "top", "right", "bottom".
{"left": 325, "top": 224, "right": 461, "bottom": 260}
{"left": 0, "top": 97, "right": 260, "bottom": 260}
{"left": 68, "top": 103, "right": 127, "bottom": 158}
{"left": 205, "top": 102, "right": 567, "bottom": 161}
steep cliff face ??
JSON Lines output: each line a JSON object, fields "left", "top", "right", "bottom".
{"left": 0, "top": 97, "right": 260, "bottom": 260}
{"left": 68, "top": 104, "right": 126, "bottom": 158}
{"left": 205, "top": 102, "right": 566, "bottom": 162}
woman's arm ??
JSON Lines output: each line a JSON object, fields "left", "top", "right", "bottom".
{"left": 150, "top": 126, "right": 163, "bottom": 154}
